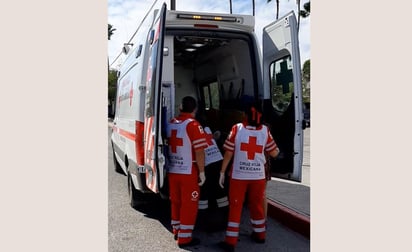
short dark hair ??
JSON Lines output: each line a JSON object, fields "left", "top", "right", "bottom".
{"left": 181, "top": 96, "right": 197, "bottom": 113}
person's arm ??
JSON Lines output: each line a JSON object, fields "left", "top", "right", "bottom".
{"left": 220, "top": 151, "right": 233, "bottom": 174}
{"left": 268, "top": 147, "right": 279, "bottom": 159}
{"left": 219, "top": 124, "right": 237, "bottom": 188}
{"left": 218, "top": 150, "right": 233, "bottom": 188}
{"left": 195, "top": 149, "right": 205, "bottom": 174}
{"left": 265, "top": 127, "right": 279, "bottom": 159}
{"left": 195, "top": 149, "right": 206, "bottom": 186}
{"left": 189, "top": 120, "right": 207, "bottom": 185}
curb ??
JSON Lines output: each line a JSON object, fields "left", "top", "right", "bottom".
{"left": 266, "top": 198, "right": 310, "bottom": 239}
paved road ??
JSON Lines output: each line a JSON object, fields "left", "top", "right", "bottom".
{"left": 108, "top": 126, "right": 310, "bottom": 251}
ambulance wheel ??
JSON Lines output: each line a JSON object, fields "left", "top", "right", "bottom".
{"left": 127, "top": 172, "right": 141, "bottom": 209}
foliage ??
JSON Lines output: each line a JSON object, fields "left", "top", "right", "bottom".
{"left": 108, "top": 24, "right": 116, "bottom": 40}
{"left": 272, "top": 82, "right": 294, "bottom": 115}
{"left": 108, "top": 23, "right": 117, "bottom": 108}
{"left": 301, "top": 59, "right": 310, "bottom": 103}
{"left": 108, "top": 69, "right": 118, "bottom": 103}
{"left": 300, "top": 1, "right": 310, "bottom": 18}
{"left": 302, "top": 59, "right": 310, "bottom": 82}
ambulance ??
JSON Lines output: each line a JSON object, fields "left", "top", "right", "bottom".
{"left": 110, "top": 1, "right": 306, "bottom": 208}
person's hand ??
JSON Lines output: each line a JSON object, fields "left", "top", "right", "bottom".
{"left": 219, "top": 172, "right": 225, "bottom": 188}
{"left": 198, "top": 171, "right": 206, "bottom": 186}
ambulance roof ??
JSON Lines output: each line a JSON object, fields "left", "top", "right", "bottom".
{"left": 166, "top": 10, "right": 255, "bottom": 33}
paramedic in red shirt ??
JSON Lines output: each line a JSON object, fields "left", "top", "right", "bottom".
{"left": 167, "top": 96, "right": 208, "bottom": 248}
{"left": 218, "top": 103, "right": 279, "bottom": 252}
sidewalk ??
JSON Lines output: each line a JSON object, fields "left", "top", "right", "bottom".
{"left": 266, "top": 179, "right": 310, "bottom": 239}
{"left": 265, "top": 128, "right": 310, "bottom": 239}
{"left": 108, "top": 119, "right": 310, "bottom": 238}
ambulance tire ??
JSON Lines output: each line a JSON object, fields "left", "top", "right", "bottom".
{"left": 128, "top": 172, "right": 141, "bottom": 208}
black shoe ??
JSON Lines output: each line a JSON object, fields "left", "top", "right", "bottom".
{"left": 178, "top": 237, "right": 200, "bottom": 248}
{"left": 218, "top": 241, "right": 235, "bottom": 252}
{"left": 251, "top": 232, "right": 265, "bottom": 244}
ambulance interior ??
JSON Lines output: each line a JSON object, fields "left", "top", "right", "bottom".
{"left": 163, "top": 31, "right": 256, "bottom": 141}
{"left": 161, "top": 30, "right": 296, "bottom": 177}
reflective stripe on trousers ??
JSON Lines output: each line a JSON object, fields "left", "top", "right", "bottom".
{"left": 225, "top": 178, "right": 266, "bottom": 246}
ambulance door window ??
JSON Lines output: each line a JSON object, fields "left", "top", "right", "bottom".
{"left": 203, "top": 81, "right": 219, "bottom": 110}
{"left": 209, "top": 82, "right": 219, "bottom": 109}
{"left": 269, "top": 55, "right": 294, "bottom": 116}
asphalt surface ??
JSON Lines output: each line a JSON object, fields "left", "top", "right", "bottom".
{"left": 108, "top": 119, "right": 310, "bottom": 239}
{"left": 108, "top": 124, "right": 310, "bottom": 251}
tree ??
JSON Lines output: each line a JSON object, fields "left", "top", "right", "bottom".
{"left": 300, "top": 1, "right": 310, "bottom": 18}
{"left": 108, "top": 69, "right": 118, "bottom": 101}
{"left": 108, "top": 24, "right": 117, "bottom": 117}
{"left": 108, "top": 24, "right": 116, "bottom": 72}
{"left": 267, "top": 1, "right": 310, "bottom": 30}
{"left": 108, "top": 69, "right": 118, "bottom": 118}
{"left": 108, "top": 24, "right": 116, "bottom": 40}
{"left": 267, "top": 0, "right": 280, "bottom": 20}
{"left": 297, "top": 0, "right": 300, "bottom": 31}
{"left": 301, "top": 59, "right": 310, "bottom": 103}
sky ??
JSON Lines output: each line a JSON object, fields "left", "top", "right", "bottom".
{"left": 108, "top": 0, "right": 310, "bottom": 70}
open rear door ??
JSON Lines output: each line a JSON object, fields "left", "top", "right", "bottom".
{"left": 144, "top": 3, "right": 167, "bottom": 193}
{"left": 262, "top": 11, "right": 304, "bottom": 182}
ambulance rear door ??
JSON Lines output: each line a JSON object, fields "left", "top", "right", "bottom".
{"left": 143, "top": 3, "right": 167, "bottom": 193}
{"left": 262, "top": 11, "right": 304, "bottom": 182}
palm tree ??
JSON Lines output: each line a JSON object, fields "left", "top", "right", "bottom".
{"left": 267, "top": 1, "right": 309, "bottom": 31}
{"left": 300, "top": 1, "right": 310, "bottom": 18}
{"left": 108, "top": 23, "right": 117, "bottom": 117}
{"left": 108, "top": 24, "right": 116, "bottom": 40}
{"left": 297, "top": 0, "right": 301, "bottom": 31}
{"left": 108, "top": 24, "right": 116, "bottom": 72}
{"left": 267, "top": 0, "right": 280, "bottom": 20}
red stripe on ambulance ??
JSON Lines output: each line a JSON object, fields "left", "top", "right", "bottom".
{"left": 113, "top": 122, "right": 145, "bottom": 165}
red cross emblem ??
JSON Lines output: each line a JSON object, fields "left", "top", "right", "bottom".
{"left": 240, "top": 136, "right": 263, "bottom": 160}
{"left": 169, "top": 129, "right": 183, "bottom": 153}
{"left": 191, "top": 190, "right": 199, "bottom": 199}
{"left": 129, "top": 85, "right": 134, "bottom": 106}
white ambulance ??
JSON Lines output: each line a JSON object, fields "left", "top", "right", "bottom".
{"left": 111, "top": 1, "right": 306, "bottom": 207}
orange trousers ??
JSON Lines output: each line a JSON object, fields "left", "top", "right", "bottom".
{"left": 168, "top": 172, "right": 200, "bottom": 245}
{"left": 224, "top": 178, "right": 266, "bottom": 246}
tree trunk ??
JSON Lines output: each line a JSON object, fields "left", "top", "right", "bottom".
{"left": 297, "top": 0, "right": 301, "bottom": 32}
{"left": 276, "top": 0, "right": 279, "bottom": 19}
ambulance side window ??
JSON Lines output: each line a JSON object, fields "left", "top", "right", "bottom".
{"left": 269, "top": 55, "right": 294, "bottom": 116}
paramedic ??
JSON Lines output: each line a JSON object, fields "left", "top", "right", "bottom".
{"left": 167, "top": 96, "right": 208, "bottom": 248}
{"left": 218, "top": 103, "right": 279, "bottom": 252}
